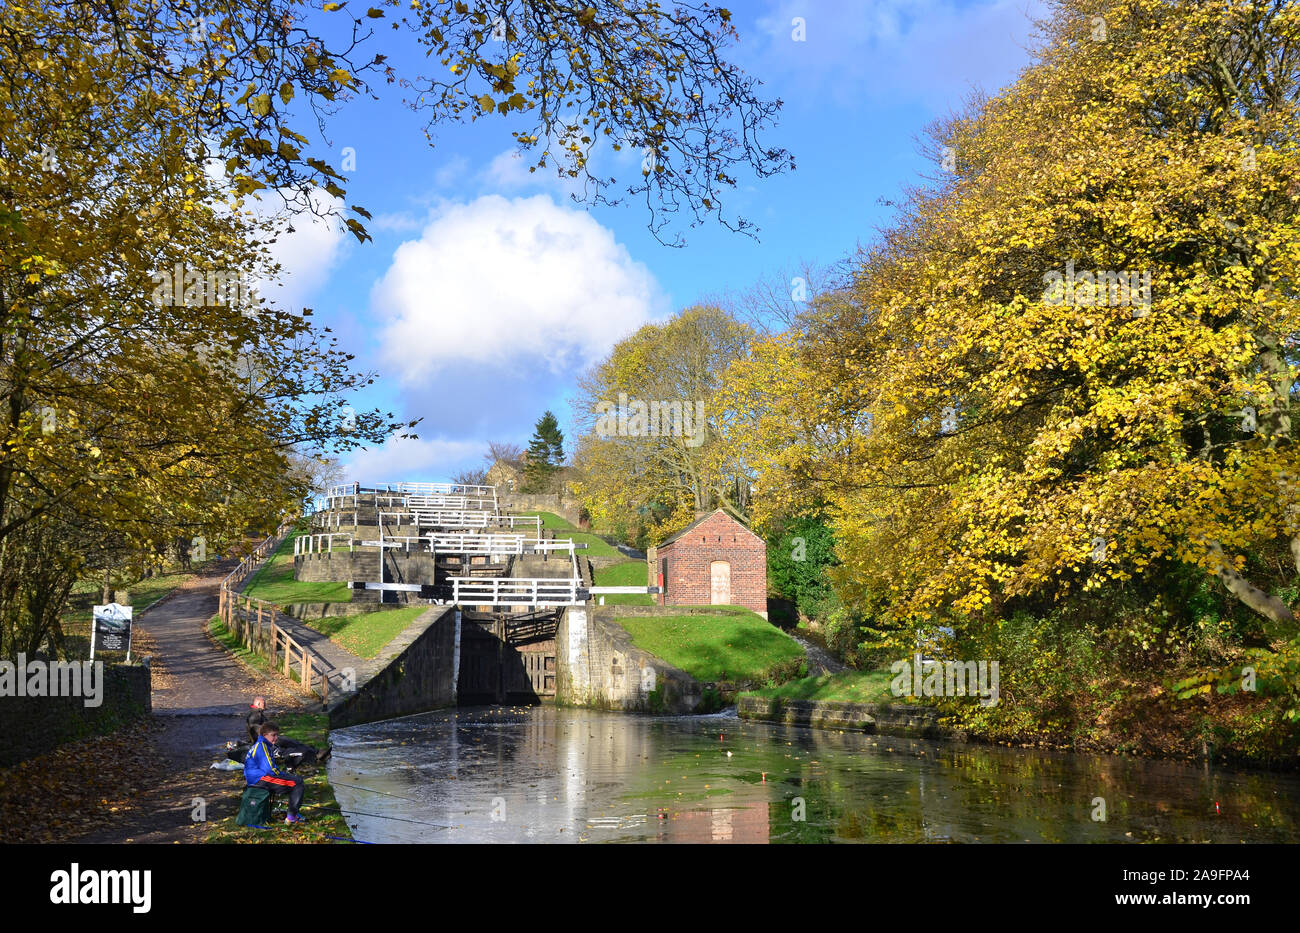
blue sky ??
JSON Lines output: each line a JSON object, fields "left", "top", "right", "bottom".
{"left": 261, "top": 0, "right": 1048, "bottom": 482}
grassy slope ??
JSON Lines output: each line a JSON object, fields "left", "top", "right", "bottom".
{"left": 307, "top": 606, "right": 427, "bottom": 659}
{"left": 743, "top": 669, "right": 897, "bottom": 704}
{"left": 242, "top": 532, "right": 351, "bottom": 605}
{"left": 616, "top": 608, "right": 804, "bottom": 682}
{"left": 594, "top": 559, "right": 656, "bottom": 606}
{"left": 517, "top": 511, "right": 622, "bottom": 558}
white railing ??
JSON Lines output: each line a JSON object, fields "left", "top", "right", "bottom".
{"left": 500, "top": 515, "right": 543, "bottom": 534}
{"left": 530, "top": 539, "right": 580, "bottom": 553}
{"left": 358, "top": 535, "right": 430, "bottom": 553}
{"left": 450, "top": 576, "right": 583, "bottom": 606}
{"left": 329, "top": 481, "right": 498, "bottom": 498}
{"left": 411, "top": 509, "right": 494, "bottom": 529}
{"left": 314, "top": 509, "right": 357, "bottom": 530}
{"left": 407, "top": 494, "right": 498, "bottom": 511}
{"left": 428, "top": 533, "right": 527, "bottom": 555}
{"left": 293, "top": 532, "right": 355, "bottom": 556}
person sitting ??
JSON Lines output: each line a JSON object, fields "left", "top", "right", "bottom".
{"left": 243, "top": 696, "right": 331, "bottom": 766}
{"left": 244, "top": 722, "right": 307, "bottom": 824}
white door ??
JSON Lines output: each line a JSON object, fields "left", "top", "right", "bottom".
{"left": 710, "top": 561, "right": 731, "bottom": 605}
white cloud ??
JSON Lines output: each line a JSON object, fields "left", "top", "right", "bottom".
{"left": 254, "top": 188, "right": 349, "bottom": 311}
{"left": 750, "top": 0, "right": 1046, "bottom": 107}
{"left": 341, "top": 434, "right": 483, "bottom": 482}
{"left": 482, "top": 149, "right": 536, "bottom": 189}
{"left": 371, "top": 194, "right": 667, "bottom": 384}
{"left": 372, "top": 211, "right": 425, "bottom": 233}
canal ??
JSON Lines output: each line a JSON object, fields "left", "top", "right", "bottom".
{"left": 328, "top": 706, "right": 1300, "bottom": 843}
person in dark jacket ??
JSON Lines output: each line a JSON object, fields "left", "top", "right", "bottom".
{"left": 243, "top": 696, "right": 331, "bottom": 766}
{"left": 244, "top": 722, "right": 306, "bottom": 824}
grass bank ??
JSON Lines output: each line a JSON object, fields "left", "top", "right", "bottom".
{"left": 518, "top": 511, "right": 623, "bottom": 558}
{"left": 242, "top": 532, "right": 351, "bottom": 605}
{"left": 742, "top": 669, "right": 897, "bottom": 705}
{"left": 615, "top": 607, "right": 805, "bottom": 683}
{"left": 307, "top": 606, "right": 427, "bottom": 659}
{"left": 594, "top": 559, "right": 655, "bottom": 606}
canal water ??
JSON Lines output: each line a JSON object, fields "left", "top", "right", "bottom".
{"left": 328, "top": 706, "right": 1300, "bottom": 843}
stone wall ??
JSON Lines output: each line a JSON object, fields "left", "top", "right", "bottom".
{"left": 736, "top": 695, "right": 946, "bottom": 739}
{"left": 327, "top": 606, "right": 459, "bottom": 728}
{"left": 0, "top": 661, "right": 152, "bottom": 766}
{"left": 555, "top": 606, "right": 703, "bottom": 714}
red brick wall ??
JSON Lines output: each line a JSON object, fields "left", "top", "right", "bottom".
{"left": 658, "top": 511, "right": 767, "bottom": 614}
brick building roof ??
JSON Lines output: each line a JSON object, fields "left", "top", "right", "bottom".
{"left": 658, "top": 509, "right": 760, "bottom": 549}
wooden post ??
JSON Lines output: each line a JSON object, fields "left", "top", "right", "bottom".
{"left": 304, "top": 654, "right": 314, "bottom": 694}
{"left": 283, "top": 638, "right": 292, "bottom": 678}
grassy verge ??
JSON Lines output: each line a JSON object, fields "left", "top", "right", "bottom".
{"left": 243, "top": 532, "right": 351, "bottom": 605}
{"left": 517, "top": 511, "right": 623, "bottom": 558}
{"left": 742, "top": 669, "right": 898, "bottom": 704}
{"left": 61, "top": 570, "right": 199, "bottom": 648}
{"left": 615, "top": 608, "right": 805, "bottom": 683}
{"left": 593, "top": 559, "right": 655, "bottom": 606}
{"left": 206, "top": 710, "right": 352, "bottom": 844}
{"left": 306, "top": 606, "right": 427, "bottom": 659}
{"left": 209, "top": 615, "right": 282, "bottom": 678}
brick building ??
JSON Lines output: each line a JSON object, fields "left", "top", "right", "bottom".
{"left": 652, "top": 510, "right": 767, "bottom": 617}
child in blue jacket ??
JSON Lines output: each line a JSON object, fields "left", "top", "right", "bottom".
{"left": 244, "top": 722, "right": 306, "bottom": 824}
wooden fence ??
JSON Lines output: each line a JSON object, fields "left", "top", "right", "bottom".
{"left": 217, "top": 519, "right": 336, "bottom": 702}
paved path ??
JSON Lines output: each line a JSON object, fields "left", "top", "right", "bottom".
{"left": 77, "top": 563, "right": 306, "bottom": 843}
{"left": 788, "top": 631, "right": 847, "bottom": 676}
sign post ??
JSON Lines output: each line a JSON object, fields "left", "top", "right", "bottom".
{"left": 91, "top": 602, "right": 134, "bottom": 661}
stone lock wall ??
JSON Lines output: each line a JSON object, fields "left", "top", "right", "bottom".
{"left": 327, "top": 605, "right": 459, "bottom": 728}
{"left": 657, "top": 511, "right": 767, "bottom": 615}
{"left": 555, "top": 606, "right": 703, "bottom": 714}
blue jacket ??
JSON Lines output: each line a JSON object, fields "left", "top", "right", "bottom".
{"left": 244, "top": 736, "right": 282, "bottom": 786}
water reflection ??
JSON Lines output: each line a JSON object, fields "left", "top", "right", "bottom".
{"left": 327, "top": 707, "right": 1300, "bottom": 843}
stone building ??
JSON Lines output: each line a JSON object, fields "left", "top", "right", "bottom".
{"left": 652, "top": 510, "right": 767, "bottom": 617}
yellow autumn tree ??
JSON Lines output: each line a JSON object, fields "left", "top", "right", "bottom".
{"left": 721, "top": 0, "right": 1300, "bottom": 644}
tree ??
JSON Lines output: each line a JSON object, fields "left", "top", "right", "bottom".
{"left": 452, "top": 466, "right": 489, "bottom": 486}
{"left": 0, "top": 1, "right": 412, "bottom": 657}
{"left": 722, "top": 0, "right": 1300, "bottom": 646}
{"left": 43, "top": 0, "right": 791, "bottom": 244}
{"left": 483, "top": 440, "right": 524, "bottom": 466}
{"left": 523, "top": 411, "right": 565, "bottom": 493}
{"left": 571, "top": 305, "right": 754, "bottom": 540}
